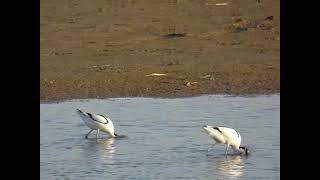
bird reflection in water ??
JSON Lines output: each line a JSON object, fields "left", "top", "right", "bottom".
{"left": 96, "top": 138, "right": 116, "bottom": 159}
{"left": 208, "top": 155, "right": 245, "bottom": 179}
{"left": 81, "top": 138, "right": 116, "bottom": 162}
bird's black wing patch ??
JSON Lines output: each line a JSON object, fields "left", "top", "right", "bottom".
{"left": 87, "top": 113, "right": 93, "bottom": 119}
{"left": 86, "top": 113, "right": 108, "bottom": 124}
{"left": 97, "top": 114, "right": 109, "bottom": 124}
{"left": 97, "top": 114, "right": 107, "bottom": 119}
{"left": 213, "top": 127, "right": 223, "bottom": 134}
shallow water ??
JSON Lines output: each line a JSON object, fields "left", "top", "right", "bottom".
{"left": 40, "top": 94, "right": 280, "bottom": 180}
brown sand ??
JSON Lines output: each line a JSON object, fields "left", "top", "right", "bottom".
{"left": 40, "top": 0, "right": 280, "bottom": 101}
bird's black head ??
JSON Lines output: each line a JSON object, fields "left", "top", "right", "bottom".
{"left": 239, "top": 146, "right": 250, "bottom": 155}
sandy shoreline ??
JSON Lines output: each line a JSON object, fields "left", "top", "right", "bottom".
{"left": 40, "top": 93, "right": 280, "bottom": 104}
{"left": 40, "top": 62, "right": 279, "bottom": 101}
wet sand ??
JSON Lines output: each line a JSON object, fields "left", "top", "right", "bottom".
{"left": 40, "top": 0, "right": 279, "bottom": 100}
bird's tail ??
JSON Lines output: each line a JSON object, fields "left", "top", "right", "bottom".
{"left": 76, "top": 109, "right": 86, "bottom": 117}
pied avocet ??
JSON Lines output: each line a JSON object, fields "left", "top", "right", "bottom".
{"left": 202, "top": 125, "right": 249, "bottom": 155}
{"left": 76, "top": 109, "right": 118, "bottom": 138}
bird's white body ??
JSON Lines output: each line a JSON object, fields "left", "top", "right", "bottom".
{"left": 203, "top": 125, "right": 248, "bottom": 155}
{"left": 77, "top": 109, "right": 117, "bottom": 138}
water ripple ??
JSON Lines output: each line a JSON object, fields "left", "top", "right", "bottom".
{"left": 41, "top": 95, "right": 279, "bottom": 180}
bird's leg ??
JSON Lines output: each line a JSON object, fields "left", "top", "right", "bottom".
{"left": 85, "top": 129, "right": 94, "bottom": 139}
{"left": 224, "top": 144, "right": 229, "bottom": 156}
{"left": 96, "top": 129, "right": 100, "bottom": 139}
{"left": 207, "top": 143, "right": 216, "bottom": 152}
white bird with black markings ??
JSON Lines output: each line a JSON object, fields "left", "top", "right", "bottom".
{"left": 76, "top": 109, "right": 118, "bottom": 138}
{"left": 202, "top": 125, "right": 249, "bottom": 156}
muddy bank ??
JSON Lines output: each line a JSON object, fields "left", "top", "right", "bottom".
{"left": 40, "top": 0, "right": 280, "bottom": 101}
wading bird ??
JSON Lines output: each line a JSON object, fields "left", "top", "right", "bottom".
{"left": 76, "top": 109, "right": 118, "bottom": 138}
{"left": 202, "top": 125, "right": 249, "bottom": 156}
